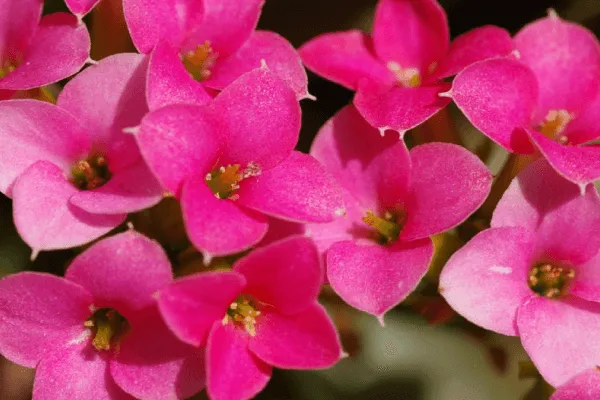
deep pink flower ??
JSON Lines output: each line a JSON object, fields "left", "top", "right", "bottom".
{"left": 308, "top": 105, "right": 492, "bottom": 320}
{"left": 299, "top": 0, "right": 513, "bottom": 135}
{"left": 0, "top": 53, "right": 163, "bottom": 255}
{"left": 551, "top": 368, "right": 600, "bottom": 399}
{"left": 440, "top": 160, "right": 600, "bottom": 387}
{"left": 136, "top": 67, "right": 343, "bottom": 257}
{"left": 449, "top": 12, "right": 600, "bottom": 188}
{"left": 157, "top": 236, "right": 344, "bottom": 400}
{"left": 0, "top": 231, "right": 205, "bottom": 399}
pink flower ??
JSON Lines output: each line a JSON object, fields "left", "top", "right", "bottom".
{"left": 439, "top": 160, "right": 600, "bottom": 387}
{"left": 552, "top": 368, "right": 600, "bottom": 399}
{"left": 448, "top": 12, "right": 600, "bottom": 188}
{"left": 135, "top": 67, "right": 343, "bottom": 257}
{"left": 307, "top": 105, "right": 492, "bottom": 320}
{"left": 0, "top": 53, "right": 163, "bottom": 255}
{"left": 299, "top": 0, "right": 513, "bottom": 135}
{"left": 0, "top": 1, "right": 90, "bottom": 98}
{"left": 157, "top": 236, "right": 344, "bottom": 400}
{"left": 0, "top": 231, "right": 205, "bottom": 400}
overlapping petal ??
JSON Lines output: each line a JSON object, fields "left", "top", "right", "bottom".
{"left": 0, "top": 0, "right": 42, "bottom": 62}
{"left": 551, "top": 368, "right": 600, "bottom": 400}
{"left": 64, "top": 0, "right": 100, "bottom": 17}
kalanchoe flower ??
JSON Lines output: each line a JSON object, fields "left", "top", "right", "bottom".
{"left": 299, "top": 0, "right": 513, "bottom": 135}
{"left": 448, "top": 11, "right": 600, "bottom": 188}
{"left": 0, "top": 53, "right": 163, "bottom": 255}
{"left": 0, "top": 231, "right": 205, "bottom": 399}
{"left": 439, "top": 160, "right": 600, "bottom": 387}
{"left": 157, "top": 236, "right": 344, "bottom": 400}
{"left": 136, "top": 68, "right": 343, "bottom": 257}
{"left": 308, "top": 105, "right": 492, "bottom": 320}
{"left": 551, "top": 368, "right": 600, "bottom": 399}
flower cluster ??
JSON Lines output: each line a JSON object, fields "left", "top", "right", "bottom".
{"left": 0, "top": 0, "right": 599, "bottom": 399}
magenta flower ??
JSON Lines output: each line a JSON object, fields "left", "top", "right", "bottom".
{"left": 551, "top": 368, "right": 600, "bottom": 400}
{"left": 440, "top": 160, "right": 600, "bottom": 387}
{"left": 299, "top": 0, "right": 513, "bottom": 135}
{"left": 448, "top": 12, "right": 600, "bottom": 188}
{"left": 0, "top": 231, "right": 205, "bottom": 399}
{"left": 136, "top": 67, "right": 343, "bottom": 257}
{"left": 0, "top": 53, "right": 163, "bottom": 255}
{"left": 157, "top": 236, "right": 343, "bottom": 400}
{"left": 307, "top": 105, "right": 491, "bottom": 320}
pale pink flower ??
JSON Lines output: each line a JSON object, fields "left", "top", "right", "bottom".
{"left": 552, "top": 368, "right": 600, "bottom": 399}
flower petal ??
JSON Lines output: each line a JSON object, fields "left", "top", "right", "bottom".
{"left": 327, "top": 238, "right": 433, "bottom": 318}
{"left": 299, "top": 30, "right": 393, "bottom": 91}
{"left": 564, "top": 91, "right": 600, "bottom": 145}
{"left": 571, "top": 251, "right": 600, "bottom": 304}
{"left": 12, "top": 161, "right": 124, "bottom": 253}
{"left": 450, "top": 58, "right": 538, "bottom": 153}
{"left": 257, "top": 216, "right": 306, "bottom": 248}
{"left": 551, "top": 369, "right": 600, "bottom": 400}
{"left": 0, "top": 272, "right": 92, "bottom": 368}
{"left": 249, "top": 304, "right": 342, "bottom": 369}
{"left": 439, "top": 227, "right": 535, "bottom": 336}
{"left": 0, "top": 0, "right": 42, "bottom": 62}
{"left": 0, "top": 13, "right": 90, "bottom": 90}
{"left": 64, "top": 0, "right": 100, "bottom": 17}
{"left": 401, "top": 143, "right": 492, "bottom": 240}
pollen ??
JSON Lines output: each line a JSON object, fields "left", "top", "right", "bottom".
{"left": 71, "top": 153, "right": 112, "bottom": 190}
{"left": 182, "top": 41, "right": 219, "bottom": 82}
{"left": 222, "top": 296, "right": 261, "bottom": 336}
{"left": 528, "top": 262, "right": 575, "bottom": 299}
{"left": 387, "top": 62, "right": 421, "bottom": 88}
{"left": 538, "top": 109, "right": 572, "bottom": 145}
{"left": 206, "top": 162, "right": 261, "bottom": 200}
{"left": 362, "top": 209, "right": 406, "bottom": 245}
{"left": 84, "top": 308, "right": 129, "bottom": 352}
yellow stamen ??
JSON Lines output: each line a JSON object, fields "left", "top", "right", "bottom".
{"left": 71, "top": 154, "right": 111, "bottom": 190}
{"left": 387, "top": 62, "right": 421, "bottom": 88}
{"left": 528, "top": 262, "right": 575, "bottom": 299}
{"left": 538, "top": 109, "right": 572, "bottom": 145}
{"left": 206, "top": 163, "right": 261, "bottom": 199}
{"left": 85, "top": 308, "right": 129, "bottom": 352}
{"left": 223, "top": 296, "right": 261, "bottom": 336}
{"left": 182, "top": 41, "right": 218, "bottom": 82}
{"left": 362, "top": 210, "right": 404, "bottom": 244}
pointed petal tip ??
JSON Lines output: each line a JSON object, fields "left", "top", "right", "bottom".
{"left": 547, "top": 8, "right": 560, "bottom": 20}
{"left": 377, "top": 314, "right": 386, "bottom": 327}
{"left": 30, "top": 249, "right": 40, "bottom": 262}
{"left": 122, "top": 125, "right": 140, "bottom": 135}
{"left": 302, "top": 92, "right": 317, "bottom": 101}
{"left": 203, "top": 252, "right": 214, "bottom": 266}
{"left": 85, "top": 58, "right": 98, "bottom": 66}
{"left": 438, "top": 90, "right": 453, "bottom": 98}
{"left": 126, "top": 221, "right": 135, "bottom": 231}
{"left": 510, "top": 49, "right": 522, "bottom": 60}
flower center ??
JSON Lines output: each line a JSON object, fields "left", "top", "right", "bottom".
{"left": 84, "top": 308, "right": 130, "bottom": 352}
{"left": 222, "top": 295, "right": 261, "bottom": 336}
{"left": 387, "top": 62, "right": 421, "bottom": 88}
{"left": 182, "top": 41, "right": 218, "bottom": 82}
{"left": 70, "top": 154, "right": 112, "bottom": 190}
{"left": 205, "top": 163, "right": 261, "bottom": 200}
{"left": 528, "top": 262, "right": 575, "bottom": 299}
{"left": 537, "top": 109, "right": 572, "bottom": 145}
{"left": 362, "top": 209, "right": 406, "bottom": 245}
{"left": 0, "top": 59, "right": 19, "bottom": 79}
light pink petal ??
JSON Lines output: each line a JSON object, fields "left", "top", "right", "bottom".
{"left": 257, "top": 217, "right": 306, "bottom": 248}
{"left": 146, "top": 41, "right": 212, "bottom": 111}
{"left": 64, "top": 0, "right": 99, "bottom": 17}
{"left": 432, "top": 25, "right": 514, "bottom": 79}
{"left": 0, "top": 272, "right": 92, "bottom": 368}
{"left": 439, "top": 227, "right": 535, "bottom": 336}
{"left": 572, "top": 251, "right": 600, "bottom": 303}
{"left": 0, "top": 99, "right": 90, "bottom": 196}
{"left": 0, "top": 0, "right": 42, "bottom": 62}
{"left": 123, "top": 0, "right": 205, "bottom": 53}
{"left": 249, "top": 303, "right": 342, "bottom": 369}
{"left": 299, "top": 30, "right": 393, "bottom": 91}
{"left": 517, "top": 295, "right": 600, "bottom": 387}
{"left": 327, "top": 238, "right": 433, "bottom": 318}
{"left": 12, "top": 161, "right": 124, "bottom": 253}
{"left": 65, "top": 231, "right": 173, "bottom": 316}
{"left": 354, "top": 80, "right": 451, "bottom": 135}
{"left": 181, "top": 175, "right": 268, "bottom": 256}
{"left": 564, "top": 91, "right": 600, "bottom": 145}
{"left": 401, "top": 143, "right": 492, "bottom": 240}
{"left": 515, "top": 15, "right": 600, "bottom": 119}
{"left": 0, "top": 13, "right": 90, "bottom": 90}
{"left": 136, "top": 104, "right": 221, "bottom": 196}
{"left": 211, "top": 68, "right": 301, "bottom": 171}
{"left": 110, "top": 308, "right": 205, "bottom": 400}
{"left": 450, "top": 58, "right": 538, "bottom": 153}
{"left": 236, "top": 151, "right": 344, "bottom": 223}
{"left": 33, "top": 342, "right": 133, "bottom": 400}
{"left": 157, "top": 271, "right": 245, "bottom": 347}
{"left": 365, "top": 141, "right": 412, "bottom": 211}
{"left": 233, "top": 236, "right": 322, "bottom": 315}
{"left": 551, "top": 368, "right": 600, "bottom": 400}
{"left": 372, "top": 0, "right": 449, "bottom": 73}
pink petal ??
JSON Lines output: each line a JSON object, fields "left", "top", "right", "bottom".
{"left": 0, "top": 0, "right": 42, "bottom": 62}
{"left": 64, "top": 0, "right": 99, "bottom": 17}
{"left": 157, "top": 271, "right": 245, "bottom": 347}
{"left": 181, "top": 175, "right": 268, "bottom": 256}
{"left": 211, "top": 68, "right": 301, "bottom": 171}
{"left": 450, "top": 58, "right": 538, "bottom": 153}
{"left": 0, "top": 272, "right": 92, "bottom": 368}
{"left": 432, "top": 25, "right": 514, "bottom": 79}
{"left": 372, "top": 0, "right": 449, "bottom": 74}
{"left": 65, "top": 231, "right": 173, "bottom": 317}
{"left": 354, "top": 80, "right": 451, "bottom": 135}
{"left": 439, "top": 227, "right": 535, "bottom": 336}
{"left": 517, "top": 295, "right": 600, "bottom": 387}
{"left": 572, "top": 251, "right": 600, "bottom": 304}
{"left": 233, "top": 236, "right": 322, "bottom": 315}
{"left": 257, "top": 216, "right": 306, "bottom": 248}
{"left": 551, "top": 368, "right": 600, "bottom": 400}
{"left": 0, "top": 13, "right": 90, "bottom": 90}
{"left": 0, "top": 99, "right": 90, "bottom": 196}
{"left": 12, "top": 161, "right": 124, "bottom": 253}
{"left": 236, "top": 151, "right": 344, "bottom": 223}
{"left": 299, "top": 30, "right": 394, "bottom": 91}
{"left": 515, "top": 15, "right": 600, "bottom": 119}
{"left": 249, "top": 303, "right": 342, "bottom": 369}
{"left": 136, "top": 104, "right": 221, "bottom": 196}
{"left": 146, "top": 41, "right": 212, "bottom": 111}
{"left": 69, "top": 161, "right": 163, "bottom": 215}
{"left": 564, "top": 91, "right": 600, "bottom": 145}
{"left": 327, "top": 238, "right": 433, "bottom": 318}
{"left": 207, "top": 322, "right": 272, "bottom": 400}
{"left": 365, "top": 141, "right": 412, "bottom": 211}
{"left": 110, "top": 308, "right": 205, "bottom": 400}
{"left": 401, "top": 143, "right": 492, "bottom": 240}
